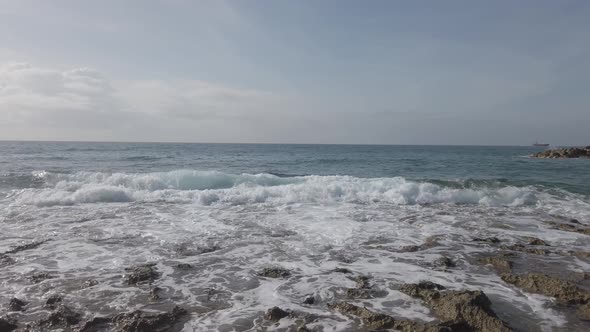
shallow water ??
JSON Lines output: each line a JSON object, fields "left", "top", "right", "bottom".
{"left": 1, "top": 142, "right": 589, "bottom": 331}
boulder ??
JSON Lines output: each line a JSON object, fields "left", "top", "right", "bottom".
{"left": 125, "top": 263, "right": 159, "bottom": 285}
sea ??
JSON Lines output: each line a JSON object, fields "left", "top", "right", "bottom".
{"left": 1, "top": 141, "right": 589, "bottom": 331}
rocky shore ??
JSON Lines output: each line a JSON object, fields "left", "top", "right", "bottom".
{"left": 2, "top": 224, "right": 590, "bottom": 331}
{"left": 531, "top": 146, "right": 590, "bottom": 158}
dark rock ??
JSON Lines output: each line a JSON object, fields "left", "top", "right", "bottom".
{"left": 328, "top": 302, "right": 446, "bottom": 331}
{"left": 354, "top": 275, "right": 370, "bottom": 289}
{"left": 35, "top": 305, "right": 82, "bottom": 329}
{"left": 569, "top": 219, "right": 581, "bottom": 224}
{"left": 297, "top": 326, "right": 311, "bottom": 332}
{"left": 434, "top": 257, "right": 456, "bottom": 268}
{"left": 501, "top": 273, "right": 590, "bottom": 304}
{"left": 531, "top": 147, "right": 590, "bottom": 159}
{"left": 345, "top": 288, "right": 385, "bottom": 299}
{"left": 176, "top": 263, "right": 192, "bottom": 270}
{"left": 0, "top": 254, "right": 15, "bottom": 267}
{"left": 525, "top": 237, "right": 550, "bottom": 246}
{"left": 399, "top": 236, "right": 440, "bottom": 252}
{"left": 572, "top": 251, "right": 590, "bottom": 259}
{"left": 45, "top": 294, "right": 63, "bottom": 309}
{"left": 258, "top": 267, "right": 291, "bottom": 278}
{"left": 264, "top": 307, "right": 289, "bottom": 321}
{"left": 78, "top": 316, "right": 112, "bottom": 332}
{"left": 112, "top": 305, "right": 187, "bottom": 332}
{"left": 8, "top": 297, "right": 27, "bottom": 312}
{"left": 4, "top": 240, "right": 49, "bottom": 254}
{"left": 125, "top": 263, "right": 159, "bottom": 285}
{"left": 83, "top": 279, "right": 99, "bottom": 288}
{"left": 399, "top": 282, "right": 512, "bottom": 331}
{"left": 148, "top": 287, "right": 161, "bottom": 302}
{"left": 303, "top": 296, "right": 315, "bottom": 305}
{"left": 331, "top": 268, "right": 352, "bottom": 274}
{"left": 473, "top": 237, "right": 501, "bottom": 244}
{"left": 578, "top": 302, "right": 590, "bottom": 321}
{"left": 28, "top": 272, "right": 54, "bottom": 284}
{"left": 0, "top": 317, "right": 17, "bottom": 331}
{"left": 478, "top": 256, "right": 513, "bottom": 273}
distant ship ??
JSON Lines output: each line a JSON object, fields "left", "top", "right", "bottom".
{"left": 532, "top": 141, "right": 550, "bottom": 147}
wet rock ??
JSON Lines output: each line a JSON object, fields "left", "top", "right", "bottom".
{"left": 45, "top": 294, "right": 63, "bottom": 309}
{"left": 112, "top": 305, "right": 187, "bottom": 332}
{"left": 28, "top": 272, "right": 54, "bottom": 283}
{"left": 399, "top": 282, "right": 512, "bottom": 332}
{"left": 331, "top": 267, "right": 352, "bottom": 274}
{"left": 399, "top": 236, "right": 440, "bottom": 252}
{"left": 354, "top": 275, "right": 370, "bottom": 289}
{"left": 297, "top": 326, "right": 311, "bottom": 332}
{"left": 578, "top": 302, "right": 590, "bottom": 321}
{"left": 78, "top": 316, "right": 112, "bottom": 332}
{"left": 0, "top": 317, "right": 17, "bottom": 331}
{"left": 258, "top": 266, "right": 291, "bottom": 278}
{"left": 264, "top": 306, "right": 289, "bottom": 322}
{"left": 546, "top": 221, "right": 590, "bottom": 236}
{"left": 501, "top": 273, "right": 590, "bottom": 304}
{"left": 504, "top": 244, "right": 550, "bottom": 255}
{"left": 303, "top": 296, "right": 315, "bottom": 305}
{"left": 4, "top": 240, "right": 49, "bottom": 254}
{"left": 345, "top": 288, "right": 385, "bottom": 299}
{"left": 82, "top": 279, "right": 99, "bottom": 288}
{"left": 525, "top": 237, "right": 550, "bottom": 246}
{"left": 125, "top": 263, "right": 159, "bottom": 285}
{"left": 328, "top": 302, "right": 445, "bottom": 331}
{"left": 572, "top": 251, "right": 590, "bottom": 259}
{"left": 8, "top": 297, "right": 27, "bottom": 312}
{"left": 148, "top": 287, "right": 161, "bottom": 302}
{"left": 531, "top": 147, "right": 590, "bottom": 159}
{"left": 569, "top": 219, "right": 581, "bottom": 224}
{"left": 478, "top": 256, "right": 513, "bottom": 273}
{"left": 0, "top": 253, "right": 15, "bottom": 267}
{"left": 35, "top": 305, "right": 82, "bottom": 329}
{"left": 473, "top": 237, "right": 501, "bottom": 244}
{"left": 176, "top": 263, "right": 192, "bottom": 270}
{"left": 434, "top": 257, "right": 456, "bottom": 268}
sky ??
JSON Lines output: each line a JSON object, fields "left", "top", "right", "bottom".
{"left": 0, "top": 0, "right": 589, "bottom": 145}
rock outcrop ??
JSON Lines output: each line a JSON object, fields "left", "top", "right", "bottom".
{"left": 531, "top": 146, "right": 590, "bottom": 159}
{"left": 398, "top": 281, "right": 512, "bottom": 332}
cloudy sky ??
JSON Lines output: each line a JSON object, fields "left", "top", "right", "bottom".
{"left": 1, "top": 0, "right": 589, "bottom": 145}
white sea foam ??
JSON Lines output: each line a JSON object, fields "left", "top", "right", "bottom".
{"left": 13, "top": 170, "right": 543, "bottom": 207}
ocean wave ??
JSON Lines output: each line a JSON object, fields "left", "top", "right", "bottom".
{"left": 8, "top": 170, "right": 544, "bottom": 207}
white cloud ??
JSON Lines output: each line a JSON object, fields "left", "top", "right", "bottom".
{"left": 0, "top": 62, "right": 284, "bottom": 141}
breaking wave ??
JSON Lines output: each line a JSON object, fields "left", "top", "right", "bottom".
{"left": 6, "top": 170, "right": 546, "bottom": 207}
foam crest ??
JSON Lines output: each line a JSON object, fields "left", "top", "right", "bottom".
{"left": 10, "top": 170, "right": 545, "bottom": 207}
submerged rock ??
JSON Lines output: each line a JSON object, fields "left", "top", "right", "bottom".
{"left": 112, "top": 305, "right": 187, "bottom": 332}
{"left": 472, "top": 237, "right": 501, "bottom": 244}
{"left": 478, "top": 255, "right": 513, "bottom": 273}
{"left": 258, "top": 267, "right": 291, "bottom": 278}
{"left": 264, "top": 307, "right": 289, "bottom": 322}
{"left": 525, "top": 237, "right": 550, "bottom": 246}
{"left": 45, "top": 294, "right": 63, "bottom": 309}
{"left": 28, "top": 272, "right": 55, "bottom": 284}
{"left": 78, "top": 316, "right": 112, "bottom": 332}
{"left": 398, "top": 282, "right": 512, "bottom": 332}
{"left": 331, "top": 267, "right": 352, "bottom": 274}
{"left": 148, "top": 287, "right": 161, "bottom": 302}
{"left": 0, "top": 317, "right": 17, "bottom": 331}
{"left": 501, "top": 273, "right": 590, "bottom": 305}
{"left": 34, "top": 305, "right": 82, "bottom": 329}
{"left": 578, "top": 303, "right": 590, "bottom": 321}
{"left": 4, "top": 240, "right": 49, "bottom": 254}
{"left": 328, "top": 302, "right": 445, "bottom": 331}
{"left": 176, "top": 263, "right": 193, "bottom": 270}
{"left": 82, "top": 279, "right": 99, "bottom": 289}
{"left": 546, "top": 221, "right": 590, "bottom": 236}
{"left": 303, "top": 296, "right": 315, "bottom": 305}
{"left": 0, "top": 254, "right": 15, "bottom": 267}
{"left": 504, "top": 244, "right": 550, "bottom": 255}
{"left": 434, "top": 257, "right": 456, "bottom": 268}
{"left": 8, "top": 297, "right": 28, "bottom": 312}
{"left": 125, "top": 263, "right": 159, "bottom": 285}
{"left": 399, "top": 236, "right": 441, "bottom": 252}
